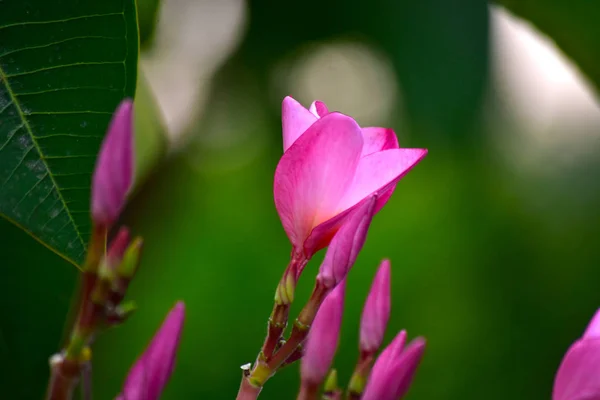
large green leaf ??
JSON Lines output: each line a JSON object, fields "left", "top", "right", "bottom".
{"left": 498, "top": 0, "right": 600, "bottom": 94}
{"left": 0, "top": 0, "right": 139, "bottom": 267}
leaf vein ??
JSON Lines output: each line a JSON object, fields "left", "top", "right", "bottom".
{"left": 0, "top": 36, "right": 121, "bottom": 58}
{"left": 0, "top": 12, "right": 124, "bottom": 30}
{"left": 0, "top": 64, "right": 86, "bottom": 257}
{"left": 5, "top": 61, "right": 125, "bottom": 78}
{"left": 11, "top": 172, "right": 50, "bottom": 212}
{"left": 0, "top": 123, "right": 24, "bottom": 152}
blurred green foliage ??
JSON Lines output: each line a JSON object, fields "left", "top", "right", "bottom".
{"left": 3, "top": 0, "right": 600, "bottom": 399}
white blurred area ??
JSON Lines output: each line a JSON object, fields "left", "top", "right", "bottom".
{"left": 271, "top": 42, "right": 399, "bottom": 128}
{"left": 140, "top": 0, "right": 247, "bottom": 143}
{"left": 489, "top": 6, "right": 600, "bottom": 172}
{"left": 142, "top": 1, "right": 600, "bottom": 171}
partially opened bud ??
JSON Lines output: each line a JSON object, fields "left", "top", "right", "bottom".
{"left": 360, "top": 260, "right": 392, "bottom": 353}
{"left": 117, "top": 302, "right": 185, "bottom": 400}
{"left": 362, "top": 332, "right": 425, "bottom": 400}
{"left": 104, "top": 228, "right": 131, "bottom": 270}
{"left": 301, "top": 282, "right": 346, "bottom": 387}
{"left": 91, "top": 99, "right": 134, "bottom": 227}
{"left": 316, "top": 196, "right": 377, "bottom": 289}
{"left": 553, "top": 308, "right": 600, "bottom": 400}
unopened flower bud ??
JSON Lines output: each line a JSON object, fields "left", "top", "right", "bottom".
{"left": 301, "top": 282, "right": 346, "bottom": 387}
{"left": 316, "top": 196, "right": 377, "bottom": 289}
{"left": 360, "top": 259, "right": 392, "bottom": 353}
{"left": 118, "top": 302, "right": 185, "bottom": 400}
{"left": 91, "top": 99, "right": 134, "bottom": 228}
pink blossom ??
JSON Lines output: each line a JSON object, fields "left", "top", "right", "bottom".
{"left": 301, "top": 282, "right": 346, "bottom": 386}
{"left": 553, "top": 309, "right": 600, "bottom": 400}
{"left": 360, "top": 259, "right": 392, "bottom": 353}
{"left": 316, "top": 196, "right": 377, "bottom": 288}
{"left": 274, "top": 96, "right": 427, "bottom": 262}
{"left": 91, "top": 99, "right": 134, "bottom": 227}
{"left": 362, "top": 331, "right": 425, "bottom": 400}
{"left": 117, "top": 302, "right": 185, "bottom": 400}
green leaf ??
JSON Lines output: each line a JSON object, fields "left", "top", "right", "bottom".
{"left": 498, "top": 0, "right": 600, "bottom": 94}
{"left": 0, "top": 0, "right": 139, "bottom": 268}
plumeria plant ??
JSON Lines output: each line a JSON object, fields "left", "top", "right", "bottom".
{"left": 42, "top": 96, "right": 594, "bottom": 400}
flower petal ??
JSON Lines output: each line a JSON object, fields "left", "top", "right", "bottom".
{"left": 282, "top": 96, "right": 317, "bottom": 151}
{"left": 553, "top": 338, "right": 600, "bottom": 400}
{"left": 121, "top": 302, "right": 185, "bottom": 400}
{"left": 91, "top": 99, "right": 134, "bottom": 227}
{"left": 317, "top": 196, "right": 377, "bottom": 288}
{"left": 309, "top": 100, "right": 329, "bottom": 118}
{"left": 274, "top": 112, "right": 363, "bottom": 253}
{"left": 360, "top": 260, "right": 392, "bottom": 353}
{"left": 337, "top": 148, "right": 428, "bottom": 214}
{"left": 361, "top": 127, "right": 399, "bottom": 157}
{"left": 301, "top": 281, "right": 346, "bottom": 386}
{"left": 584, "top": 309, "right": 600, "bottom": 339}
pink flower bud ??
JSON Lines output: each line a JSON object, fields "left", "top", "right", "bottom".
{"left": 275, "top": 96, "right": 427, "bottom": 260}
{"left": 301, "top": 282, "right": 346, "bottom": 386}
{"left": 91, "top": 99, "right": 134, "bottom": 227}
{"left": 316, "top": 196, "right": 377, "bottom": 289}
{"left": 360, "top": 260, "right": 392, "bottom": 353}
{"left": 105, "top": 227, "right": 130, "bottom": 268}
{"left": 553, "top": 308, "right": 600, "bottom": 400}
{"left": 118, "top": 302, "right": 185, "bottom": 400}
{"left": 362, "top": 332, "right": 426, "bottom": 400}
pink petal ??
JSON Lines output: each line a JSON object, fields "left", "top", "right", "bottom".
{"left": 553, "top": 338, "right": 600, "bottom": 400}
{"left": 361, "top": 127, "right": 399, "bottom": 158}
{"left": 121, "top": 302, "right": 185, "bottom": 400}
{"left": 301, "top": 281, "right": 346, "bottom": 386}
{"left": 584, "top": 309, "right": 600, "bottom": 339}
{"left": 303, "top": 201, "right": 360, "bottom": 259}
{"left": 337, "top": 148, "right": 428, "bottom": 214}
{"left": 363, "top": 335, "right": 425, "bottom": 400}
{"left": 91, "top": 99, "right": 134, "bottom": 227}
{"left": 274, "top": 112, "right": 363, "bottom": 254}
{"left": 391, "top": 338, "right": 426, "bottom": 399}
{"left": 317, "top": 196, "right": 377, "bottom": 288}
{"left": 360, "top": 260, "right": 392, "bottom": 353}
{"left": 282, "top": 96, "right": 317, "bottom": 151}
{"left": 309, "top": 101, "right": 329, "bottom": 118}
{"left": 361, "top": 330, "right": 406, "bottom": 400}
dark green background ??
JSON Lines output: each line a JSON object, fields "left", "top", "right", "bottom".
{"left": 4, "top": 0, "right": 600, "bottom": 399}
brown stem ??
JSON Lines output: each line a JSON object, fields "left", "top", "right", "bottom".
{"left": 267, "top": 281, "right": 328, "bottom": 371}
{"left": 260, "top": 255, "right": 307, "bottom": 360}
{"left": 236, "top": 376, "right": 262, "bottom": 400}
{"left": 46, "top": 355, "right": 83, "bottom": 400}
{"left": 260, "top": 303, "right": 289, "bottom": 361}
{"left": 297, "top": 381, "right": 319, "bottom": 400}
{"left": 280, "top": 345, "right": 303, "bottom": 368}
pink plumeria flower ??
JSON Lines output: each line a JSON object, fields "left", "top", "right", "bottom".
{"left": 117, "top": 302, "right": 185, "bottom": 400}
{"left": 360, "top": 260, "right": 392, "bottom": 354}
{"left": 301, "top": 281, "right": 346, "bottom": 387}
{"left": 362, "top": 331, "right": 426, "bottom": 400}
{"left": 316, "top": 195, "right": 377, "bottom": 289}
{"left": 553, "top": 309, "right": 600, "bottom": 400}
{"left": 274, "top": 96, "right": 427, "bottom": 265}
{"left": 91, "top": 99, "right": 134, "bottom": 228}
